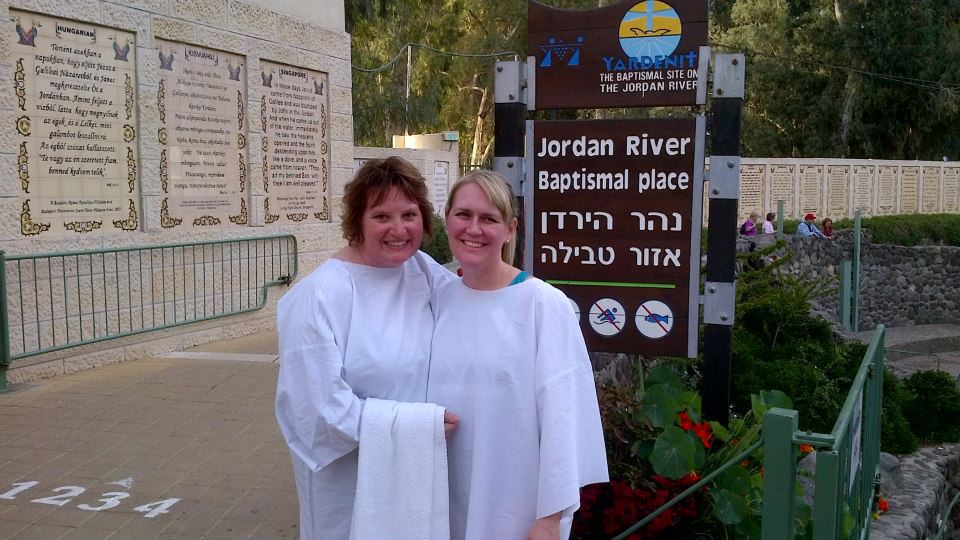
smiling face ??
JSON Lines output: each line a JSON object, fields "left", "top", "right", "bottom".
{"left": 357, "top": 186, "right": 424, "bottom": 268}
{"left": 445, "top": 182, "right": 517, "bottom": 273}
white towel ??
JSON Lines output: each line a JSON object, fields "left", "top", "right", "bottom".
{"left": 350, "top": 398, "right": 450, "bottom": 540}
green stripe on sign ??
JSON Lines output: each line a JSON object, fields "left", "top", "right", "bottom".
{"left": 545, "top": 280, "right": 676, "bottom": 289}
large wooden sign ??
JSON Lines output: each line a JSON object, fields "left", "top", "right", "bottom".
{"left": 528, "top": 117, "right": 704, "bottom": 357}
{"left": 12, "top": 12, "right": 140, "bottom": 236}
{"left": 157, "top": 39, "right": 248, "bottom": 229}
{"left": 528, "top": 0, "right": 708, "bottom": 109}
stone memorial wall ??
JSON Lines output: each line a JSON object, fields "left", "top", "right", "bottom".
{"left": 728, "top": 158, "right": 960, "bottom": 221}
{"left": 1, "top": 0, "right": 353, "bottom": 382}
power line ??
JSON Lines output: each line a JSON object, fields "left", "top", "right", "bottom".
{"left": 353, "top": 39, "right": 960, "bottom": 94}
{"left": 712, "top": 41, "right": 960, "bottom": 93}
{"left": 352, "top": 42, "right": 521, "bottom": 74}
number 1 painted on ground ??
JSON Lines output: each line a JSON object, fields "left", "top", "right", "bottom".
{"left": 0, "top": 481, "right": 39, "bottom": 500}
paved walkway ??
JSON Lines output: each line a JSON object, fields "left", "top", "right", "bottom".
{"left": 0, "top": 331, "right": 299, "bottom": 540}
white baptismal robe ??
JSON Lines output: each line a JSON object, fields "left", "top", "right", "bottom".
{"left": 275, "top": 252, "right": 453, "bottom": 540}
{"left": 428, "top": 277, "right": 609, "bottom": 540}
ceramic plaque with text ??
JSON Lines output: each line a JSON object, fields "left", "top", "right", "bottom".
{"left": 260, "top": 60, "right": 330, "bottom": 224}
{"left": 12, "top": 12, "right": 140, "bottom": 236}
{"left": 157, "top": 39, "right": 248, "bottom": 229}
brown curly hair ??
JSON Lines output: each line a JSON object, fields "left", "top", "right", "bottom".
{"left": 341, "top": 156, "right": 435, "bottom": 246}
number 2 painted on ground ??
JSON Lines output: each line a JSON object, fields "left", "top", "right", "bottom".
{"left": 31, "top": 486, "right": 86, "bottom": 506}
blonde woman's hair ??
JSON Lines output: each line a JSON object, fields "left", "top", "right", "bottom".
{"left": 445, "top": 170, "right": 518, "bottom": 264}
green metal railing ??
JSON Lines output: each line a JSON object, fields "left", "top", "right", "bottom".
{"left": 0, "top": 234, "right": 298, "bottom": 392}
{"left": 761, "top": 325, "right": 885, "bottom": 540}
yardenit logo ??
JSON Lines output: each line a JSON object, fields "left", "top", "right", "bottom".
{"left": 619, "top": 0, "right": 682, "bottom": 59}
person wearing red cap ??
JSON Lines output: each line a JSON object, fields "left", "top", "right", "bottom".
{"left": 797, "top": 213, "right": 828, "bottom": 239}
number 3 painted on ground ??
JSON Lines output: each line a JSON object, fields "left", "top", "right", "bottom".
{"left": 78, "top": 491, "right": 130, "bottom": 512}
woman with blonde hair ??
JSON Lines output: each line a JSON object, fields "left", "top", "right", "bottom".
{"left": 427, "top": 170, "right": 608, "bottom": 540}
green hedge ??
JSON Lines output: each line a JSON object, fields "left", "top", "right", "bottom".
{"left": 833, "top": 214, "right": 960, "bottom": 246}
{"left": 779, "top": 213, "right": 960, "bottom": 246}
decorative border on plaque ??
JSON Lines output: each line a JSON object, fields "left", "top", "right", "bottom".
{"left": 160, "top": 198, "right": 182, "bottom": 228}
{"left": 125, "top": 73, "right": 134, "bottom": 120}
{"left": 237, "top": 133, "right": 246, "bottom": 149}
{"left": 261, "top": 136, "right": 268, "bottom": 152}
{"left": 160, "top": 149, "right": 169, "bottom": 192}
{"left": 239, "top": 154, "right": 246, "bottom": 192}
{"left": 158, "top": 127, "right": 167, "bottom": 145}
{"left": 264, "top": 198, "right": 279, "bottom": 224}
{"left": 320, "top": 103, "right": 326, "bottom": 138}
{"left": 260, "top": 95, "right": 267, "bottom": 131}
{"left": 126, "top": 147, "right": 136, "bottom": 193}
{"left": 237, "top": 90, "right": 244, "bottom": 129}
{"left": 16, "top": 115, "right": 30, "bottom": 136}
{"left": 20, "top": 200, "right": 50, "bottom": 236}
{"left": 193, "top": 215, "right": 221, "bottom": 226}
{"left": 314, "top": 198, "right": 329, "bottom": 221}
{"left": 18, "top": 142, "right": 29, "bottom": 192}
{"left": 321, "top": 157, "right": 328, "bottom": 191}
{"left": 228, "top": 198, "right": 248, "bottom": 225}
{"left": 14, "top": 58, "right": 26, "bottom": 110}
{"left": 122, "top": 124, "right": 136, "bottom": 143}
{"left": 263, "top": 160, "right": 269, "bottom": 193}
{"left": 113, "top": 199, "right": 138, "bottom": 230}
{"left": 64, "top": 220, "right": 103, "bottom": 233}
{"left": 158, "top": 79, "right": 166, "bottom": 123}
{"left": 286, "top": 212, "right": 308, "bottom": 222}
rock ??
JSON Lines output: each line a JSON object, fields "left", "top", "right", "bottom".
{"left": 880, "top": 452, "right": 904, "bottom": 491}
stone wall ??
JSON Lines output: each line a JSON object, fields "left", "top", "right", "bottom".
{"left": 744, "top": 233, "right": 960, "bottom": 331}
{"left": 870, "top": 445, "right": 960, "bottom": 540}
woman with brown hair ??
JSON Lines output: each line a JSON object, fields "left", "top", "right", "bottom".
{"left": 275, "top": 156, "right": 457, "bottom": 539}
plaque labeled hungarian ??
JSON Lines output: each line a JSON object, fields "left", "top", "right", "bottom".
{"left": 12, "top": 12, "right": 140, "bottom": 236}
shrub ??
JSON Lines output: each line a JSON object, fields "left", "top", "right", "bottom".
{"left": 421, "top": 214, "right": 453, "bottom": 264}
{"left": 729, "top": 241, "right": 914, "bottom": 451}
{"left": 881, "top": 372, "right": 918, "bottom": 454}
{"left": 903, "top": 370, "right": 960, "bottom": 443}
{"left": 832, "top": 214, "right": 960, "bottom": 246}
{"left": 578, "top": 362, "right": 791, "bottom": 539}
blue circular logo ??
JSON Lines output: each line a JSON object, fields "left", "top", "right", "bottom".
{"left": 619, "top": 1, "right": 682, "bottom": 59}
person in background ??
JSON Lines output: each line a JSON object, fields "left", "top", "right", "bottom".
{"left": 763, "top": 212, "right": 776, "bottom": 234}
{"left": 797, "top": 212, "right": 828, "bottom": 239}
{"left": 820, "top": 217, "right": 836, "bottom": 239}
{"left": 427, "top": 170, "right": 608, "bottom": 540}
{"left": 739, "top": 211, "right": 758, "bottom": 236}
{"left": 275, "top": 156, "right": 457, "bottom": 540}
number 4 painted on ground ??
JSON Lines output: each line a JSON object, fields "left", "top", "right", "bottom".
{"left": 134, "top": 498, "right": 181, "bottom": 518}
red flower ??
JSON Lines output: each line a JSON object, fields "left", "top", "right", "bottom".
{"left": 678, "top": 411, "right": 692, "bottom": 431}
{"left": 693, "top": 422, "right": 713, "bottom": 448}
{"left": 878, "top": 497, "right": 889, "bottom": 513}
